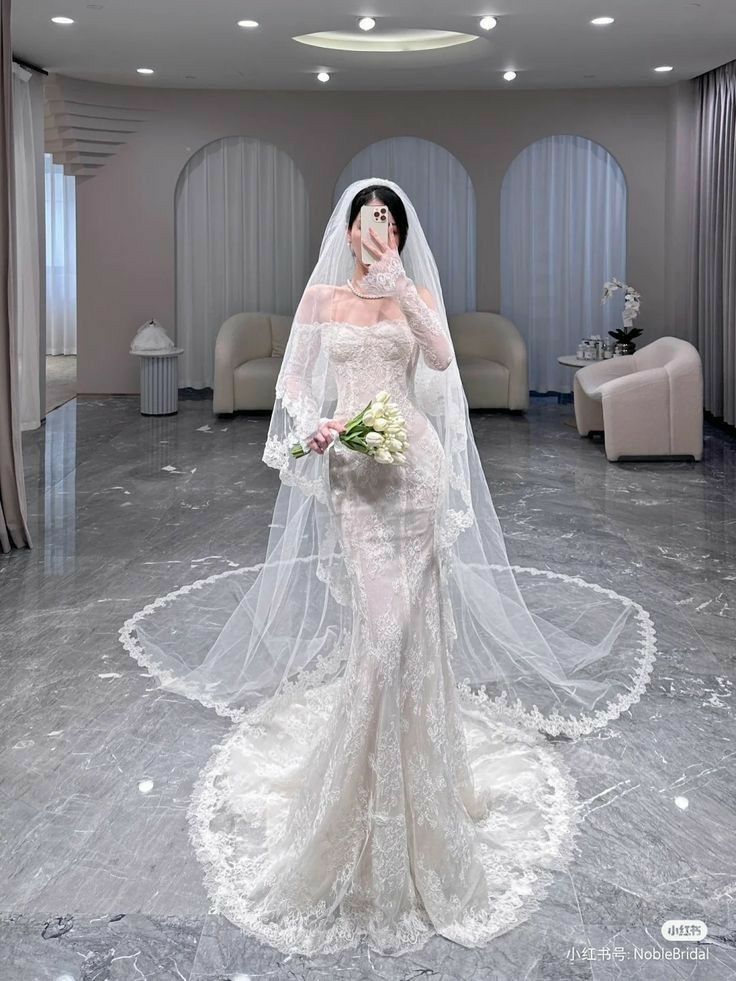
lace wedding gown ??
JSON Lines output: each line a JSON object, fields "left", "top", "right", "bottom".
{"left": 187, "top": 317, "right": 582, "bottom": 958}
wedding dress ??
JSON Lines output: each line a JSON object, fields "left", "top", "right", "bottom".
{"left": 187, "top": 316, "right": 583, "bottom": 956}
{"left": 120, "top": 178, "right": 657, "bottom": 958}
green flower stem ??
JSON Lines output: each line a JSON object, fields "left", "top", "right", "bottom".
{"left": 289, "top": 400, "right": 373, "bottom": 458}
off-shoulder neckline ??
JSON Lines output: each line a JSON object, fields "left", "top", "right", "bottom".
{"left": 315, "top": 319, "right": 408, "bottom": 330}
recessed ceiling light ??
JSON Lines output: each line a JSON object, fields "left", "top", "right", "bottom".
{"left": 358, "top": 17, "right": 376, "bottom": 31}
{"left": 237, "top": 19, "right": 259, "bottom": 29}
{"left": 137, "top": 68, "right": 155, "bottom": 75}
{"left": 479, "top": 16, "right": 497, "bottom": 31}
{"left": 317, "top": 71, "right": 330, "bottom": 83}
{"left": 503, "top": 70, "right": 516, "bottom": 81}
{"left": 591, "top": 16, "right": 615, "bottom": 25}
{"left": 51, "top": 16, "right": 75, "bottom": 24}
{"left": 654, "top": 65, "right": 674, "bottom": 72}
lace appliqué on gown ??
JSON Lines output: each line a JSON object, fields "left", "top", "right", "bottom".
{"left": 188, "top": 681, "right": 583, "bottom": 957}
{"left": 185, "top": 320, "right": 584, "bottom": 958}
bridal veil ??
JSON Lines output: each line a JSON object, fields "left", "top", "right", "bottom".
{"left": 121, "top": 177, "right": 656, "bottom": 739}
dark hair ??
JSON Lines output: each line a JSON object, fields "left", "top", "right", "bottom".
{"left": 347, "top": 185, "right": 409, "bottom": 253}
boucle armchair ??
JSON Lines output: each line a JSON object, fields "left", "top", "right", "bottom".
{"left": 213, "top": 313, "right": 292, "bottom": 415}
{"left": 448, "top": 312, "right": 529, "bottom": 411}
{"left": 574, "top": 336, "right": 703, "bottom": 461}
{"left": 213, "top": 310, "right": 529, "bottom": 414}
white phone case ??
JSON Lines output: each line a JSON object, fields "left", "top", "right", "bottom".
{"left": 360, "top": 203, "right": 389, "bottom": 265}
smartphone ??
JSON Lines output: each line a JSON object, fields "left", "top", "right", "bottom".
{"left": 360, "top": 203, "right": 389, "bottom": 265}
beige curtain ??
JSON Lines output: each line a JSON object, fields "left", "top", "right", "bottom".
{"left": 695, "top": 59, "right": 736, "bottom": 426}
{"left": 0, "top": 0, "right": 31, "bottom": 552}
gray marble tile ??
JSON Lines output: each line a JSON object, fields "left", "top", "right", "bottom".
{"left": 0, "top": 912, "right": 202, "bottom": 981}
{"left": 2, "top": 394, "right": 734, "bottom": 979}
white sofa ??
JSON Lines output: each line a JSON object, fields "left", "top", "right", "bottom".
{"left": 213, "top": 310, "right": 529, "bottom": 414}
{"left": 573, "top": 336, "right": 703, "bottom": 461}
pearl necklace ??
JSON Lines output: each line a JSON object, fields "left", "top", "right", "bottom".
{"left": 346, "top": 277, "right": 388, "bottom": 300}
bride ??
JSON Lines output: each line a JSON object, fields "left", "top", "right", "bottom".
{"left": 120, "top": 178, "right": 657, "bottom": 958}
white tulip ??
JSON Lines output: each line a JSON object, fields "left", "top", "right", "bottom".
{"left": 364, "top": 431, "right": 383, "bottom": 447}
{"left": 372, "top": 417, "right": 387, "bottom": 431}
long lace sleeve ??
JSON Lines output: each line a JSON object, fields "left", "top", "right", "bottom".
{"left": 263, "top": 285, "right": 329, "bottom": 474}
{"left": 394, "top": 278, "right": 454, "bottom": 372}
{"left": 276, "top": 322, "right": 322, "bottom": 442}
{"left": 360, "top": 253, "right": 454, "bottom": 372}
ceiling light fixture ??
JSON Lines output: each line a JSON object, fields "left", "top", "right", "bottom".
{"left": 503, "top": 70, "right": 516, "bottom": 81}
{"left": 237, "top": 19, "right": 259, "bottom": 29}
{"left": 358, "top": 17, "right": 376, "bottom": 31}
{"left": 317, "top": 71, "right": 330, "bottom": 83}
{"left": 137, "top": 68, "right": 155, "bottom": 75}
{"left": 591, "top": 16, "right": 615, "bottom": 25}
{"left": 654, "top": 65, "right": 673, "bottom": 72}
{"left": 294, "top": 30, "right": 478, "bottom": 53}
{"left": 479, "top": 16, "right": 497, "bottom": 31}
{"left": 51, "top": 16, "right": 75, "bottom": 24}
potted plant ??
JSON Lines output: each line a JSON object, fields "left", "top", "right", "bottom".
{"left": 601, "top": 278, "right": 642, "bottom": 353}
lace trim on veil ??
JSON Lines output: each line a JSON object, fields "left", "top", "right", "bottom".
{"left": 119, "top": 561, "right": 657, "bottom": 738}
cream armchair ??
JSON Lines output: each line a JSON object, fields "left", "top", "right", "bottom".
{"left": 213, "top": 310, "right": 529, "bottom": 414}
{"left": 448, "top": 312, "right": 529, "bottom": 410}
{"left": 574, "top": 336, "right": 703, "bottom": 461}
{"left": 213, "top": 313, "right": 292, "bottom": 415}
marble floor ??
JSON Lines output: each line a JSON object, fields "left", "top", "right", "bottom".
{"left": 1, "top": 395, "right": 735, "bottom": 981}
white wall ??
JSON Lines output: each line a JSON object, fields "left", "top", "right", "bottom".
{"left": 48, "top": 76, "right": 679, "bottom": 394}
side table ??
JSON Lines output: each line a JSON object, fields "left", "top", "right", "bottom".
{"left": 557, "top": 355, "right": 595, "bottom": 428}
{"left": 132, "top": 348, "right": 184, "bottom": 416}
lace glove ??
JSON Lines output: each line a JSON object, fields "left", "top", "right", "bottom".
{"left": 360, "top": 252, "right": 454, "bottom": 372}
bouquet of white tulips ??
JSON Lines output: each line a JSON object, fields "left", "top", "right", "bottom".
{"left": 290, "top": 390, "right": 409, "bottom": 464}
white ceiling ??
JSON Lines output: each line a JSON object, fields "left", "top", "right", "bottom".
{"left": 13, "top": 0, "right": 736, "bottom": 90}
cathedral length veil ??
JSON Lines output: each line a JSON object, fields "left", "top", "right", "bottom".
{"left": 120, "top": 177, "right": 657, "bottom": 740}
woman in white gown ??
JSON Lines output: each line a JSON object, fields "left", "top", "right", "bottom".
{"left": 121, "top": 178, "right": 657, "bottom": 958}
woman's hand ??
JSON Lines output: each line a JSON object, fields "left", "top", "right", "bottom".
{"left": 306, "top": 418, "right": 347, "bottom": 454}
{"left": 358, "top": 225, "right": 411, "bottom": 297}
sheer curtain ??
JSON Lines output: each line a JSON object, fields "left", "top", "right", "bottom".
{"left": 1, "top": 10, "right": 31, "bottom": 551}
{"left": 335, "top": 136, "right": 476, "bottom": 315}
{"left": 500, "top": 135, "right": 627, "bottom": 394}
{"left": 45, "top": 152, "right": 76, "bottom": 355}
{"left": 694, "top": 59, "right": 736, "bottom": 426}
{"left": 13, "top": 63, "right": 40, "bottom": 430}
{"left": 175, "top": 137, "right": 310, "bottom": 390}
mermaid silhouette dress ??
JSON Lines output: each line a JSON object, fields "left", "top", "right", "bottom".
{"left": 186, "top": 293, "right": 581, "bottom": 958}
